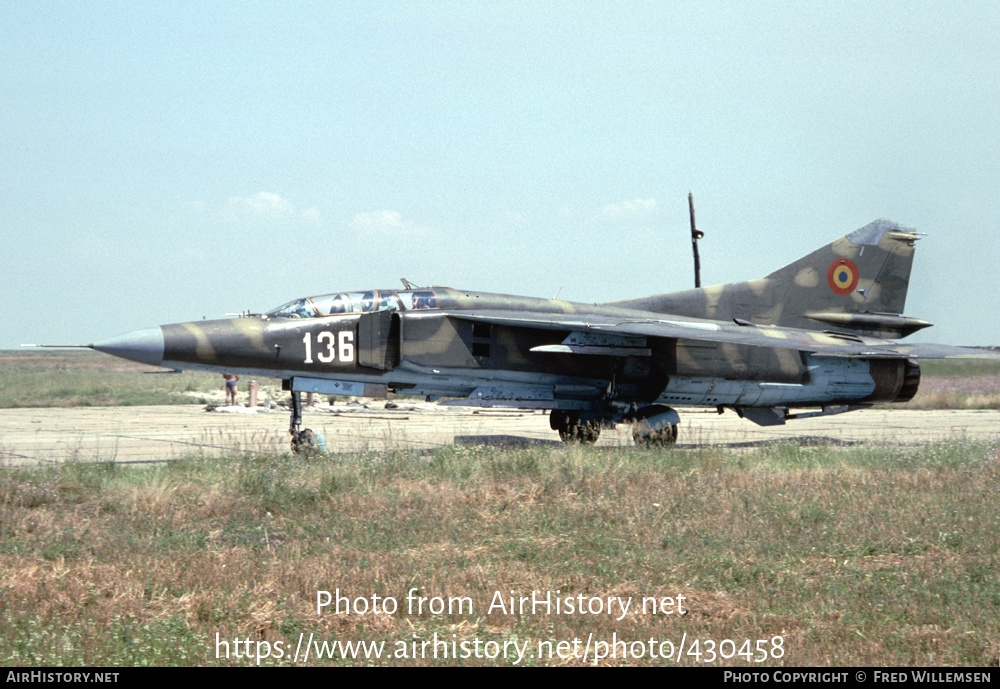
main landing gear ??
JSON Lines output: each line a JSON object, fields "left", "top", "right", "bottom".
{"left": 549, "top": 405, "right": 680, "bottom": 446}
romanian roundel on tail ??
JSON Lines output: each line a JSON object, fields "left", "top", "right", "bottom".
{"left": 606, "top": 219, "right": 933, "bottom": 340}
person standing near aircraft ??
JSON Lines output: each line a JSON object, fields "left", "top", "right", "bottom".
{"left": 223, "top": 373, "right": 239, "bottom": 406}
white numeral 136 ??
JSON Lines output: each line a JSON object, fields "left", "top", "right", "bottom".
{"left": 303, "top": 331, "right": 355, "bottom": 364}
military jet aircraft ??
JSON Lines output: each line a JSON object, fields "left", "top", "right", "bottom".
{"left": 85, "top": 219, "right": 999, "bottom": 450}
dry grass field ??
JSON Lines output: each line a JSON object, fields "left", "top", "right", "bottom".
{"left": 1, "top": 441, "right": 998, "bottom": 666}
{"left": 1, "top": 352, "right": 998, "bottom": 666}
{"left": 899, "top": 360, "right": 1000, "bottom": 410}
{"left": 0, "top": 351, "right": 279, "bottom": 408}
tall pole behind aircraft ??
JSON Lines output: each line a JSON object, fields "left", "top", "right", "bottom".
{"left": 688, "top": 192, "right": 704, "bottom": 288}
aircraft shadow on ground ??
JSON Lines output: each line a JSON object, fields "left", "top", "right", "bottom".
{"left": 707, "top": 436, "right": 864, "bottom": 449}
{"left": 452, "top": 433, "right": 863, "bottom": 450}
{"left": 454, "top": 434, "right": 563, "bottom": 448}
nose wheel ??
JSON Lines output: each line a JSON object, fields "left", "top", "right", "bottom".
{"left": 291, "top": 428, "right": 321, "bottom": 453}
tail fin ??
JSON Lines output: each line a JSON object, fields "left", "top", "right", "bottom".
{"left": 608, "top": 219, "right": 933, "bottom": 339}
{"left": 759, "top": 219, "right": 929, "bottom": 337}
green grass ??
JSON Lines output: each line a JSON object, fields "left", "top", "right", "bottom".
{"left": 1, "top": 441, "right": 997, "bottom": 666}
{"left": 0, "top": 351, "right": 253, "bottom": 407}
{"left": 917, "top": 358, "right": 1000, "bottom": 378}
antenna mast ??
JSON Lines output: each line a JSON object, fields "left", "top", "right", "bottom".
{"left": 688, "top": 192, "right": 704, "bottom": 288}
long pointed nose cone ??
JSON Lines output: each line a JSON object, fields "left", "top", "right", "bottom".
{"left": 91, "top": 327, "right": 165, "bottom": 367}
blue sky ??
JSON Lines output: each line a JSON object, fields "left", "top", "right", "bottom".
{"left": 3, "top": 1, "right": 999, "bottom": 348}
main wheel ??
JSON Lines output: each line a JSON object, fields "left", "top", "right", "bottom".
{"left": 630, "top": 404, "right": 680, "bottom": 447}
{"left": 632, "top": 423, "right": 678, "bottom": 447}
{"left": 571, "top": 421, "right": 601, "bottom": 444}
{"left": 550, "top": 411, "right": 601, "bottom": 444}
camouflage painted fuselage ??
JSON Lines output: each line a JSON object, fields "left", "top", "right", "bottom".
{"left": 154, "top": 285, "right": 917, "bottom": 418}
{"left": 90, "top": 219, "right": 998, "bottom": 435}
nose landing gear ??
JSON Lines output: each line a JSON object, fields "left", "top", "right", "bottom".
{"left": 288, "top": 389, "right": 324, "bottom": 453}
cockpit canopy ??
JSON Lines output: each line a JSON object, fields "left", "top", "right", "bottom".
{"left": 266, "top": 289, "right": 439, "bottom": 319}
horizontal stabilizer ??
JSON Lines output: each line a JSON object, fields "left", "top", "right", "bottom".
{"left": 811, "top": 343, "right": 1000, "bottom": 360}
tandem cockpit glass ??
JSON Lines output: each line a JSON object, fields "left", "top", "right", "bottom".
{"left": 266, "top": 290, "right": 439, "bottom": 319}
